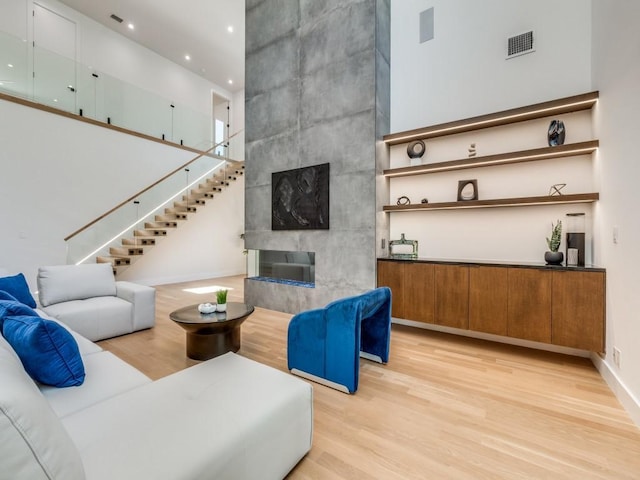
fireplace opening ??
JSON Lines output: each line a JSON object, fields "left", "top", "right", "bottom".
{"left": 246, "top": 250, "right": 315, "bottom": 287}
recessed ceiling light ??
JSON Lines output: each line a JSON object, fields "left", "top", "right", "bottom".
{"left": 53, "top": 99, "right": 58, "bottom": 102}
{"left": 7, "top": 64, "right": 13, "bottom": 68}
{"left": 127, "top": 23, "right": 135, "bottom": 30}
{"left": 227, "top": 26, "right": 234, "bottom": 33}
{"left": 185, "top": 54, "right": 191, "bottom": 61}
{"left": 228, "top": 79, "right": 233, "bottom": 85}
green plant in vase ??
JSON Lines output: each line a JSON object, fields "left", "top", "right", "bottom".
{"left": 544, "top": 220, "right": 563, "bottom": 265}
{"left": 216, "top": 289, "right": 228, "bottom": 312}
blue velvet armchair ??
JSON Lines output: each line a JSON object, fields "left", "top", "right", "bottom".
{"left": 287, "top": 287, "right": 392, "bottom": 393}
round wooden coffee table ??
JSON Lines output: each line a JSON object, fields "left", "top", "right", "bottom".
{"left": 170, "top": 302, "right": 255, "bottom": 360}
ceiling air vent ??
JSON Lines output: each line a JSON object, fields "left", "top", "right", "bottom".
{"left": 110, "top": 14, "right": 124, "bottom": 24}
{"left": 507, "top": 30, "right": 535, "bottom": 59}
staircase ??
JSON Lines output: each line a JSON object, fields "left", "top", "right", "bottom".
{"left": 96, "top": 160, "right": 244, "bottom": 274}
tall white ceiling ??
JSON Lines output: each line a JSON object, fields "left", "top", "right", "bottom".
{"left": 57, "top": 0, "right": 245, "bottom": 92}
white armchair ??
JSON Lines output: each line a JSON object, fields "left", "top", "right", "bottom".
{"left": 37, "top": 264, "right": 155, "bottom": 341}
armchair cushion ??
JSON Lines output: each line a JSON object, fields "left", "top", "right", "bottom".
{"left": 38, "top": 264, "right": 116, "bottom": 307}
{"left": 0, "top": 273, "right": 37, "bottom": 308}
{"left": 2, "top": 305, "right": 85, "bottom": 387}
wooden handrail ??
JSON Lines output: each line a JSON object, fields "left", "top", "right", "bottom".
{"left": 64, "top": 129, "right": 244, "bottom": 242}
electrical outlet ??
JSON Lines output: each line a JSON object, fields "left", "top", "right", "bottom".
{"left": 613, "top": 226, "right": 619, "bottom": 244}
{"left": 613, "top": 347, "right": 621, "bottom": 368}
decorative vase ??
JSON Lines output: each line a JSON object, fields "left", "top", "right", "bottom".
{"left": 547, "top": 120, "right": 566, "bottom": 146}
{"left": 216, "top": 303, "right": 227, "bottom": 312}
{"left": 544, "top": 251, "right": 564, "bottom": 265}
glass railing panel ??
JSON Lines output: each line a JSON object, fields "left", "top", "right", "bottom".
{"left": 0, "top": 30, "right": 220, "bottom": 150}
{"left": 66, "top": 151, "right": 228, "bottom": 265}
{"left": 173, "top": 104, "right": 211, "bottom": 148}
{"left": 33, "top": 45, "right": 76, "bottom": 113}
{"left": 0, "top": 31, "right": 29, "bottom": 99}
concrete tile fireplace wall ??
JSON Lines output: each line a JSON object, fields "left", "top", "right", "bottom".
{"left": 244, "top": 0, "right": 390, "bottom": 314}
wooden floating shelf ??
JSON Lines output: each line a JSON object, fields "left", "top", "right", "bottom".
{"left": 383, "top": 141, "right": 599, "bottom": 178}
{"left": 383, "top": 193, "right": 599, "bottom": 212}
{"left": 383, "top": 91, "right": 599, "bottom": 146}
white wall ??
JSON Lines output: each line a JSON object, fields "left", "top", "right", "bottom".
{"left": 391, "top": 0, "right": 592, "bottom": 131}
{"left": 590, "top": 0, "right": 640, "bottom": 426}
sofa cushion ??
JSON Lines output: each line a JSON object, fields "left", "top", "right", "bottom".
{"left": 37, "top": 309, "right": 103, "bottom": 357}
{"left": 38, "top": 264, "right": 116, "bottom": 307}
{"left": 2, "top": 315, "right": 85, "bottom": 387}
{"left": 61, "top": 352, "right": 313, "bottom": 480}
{"left": 43, "top": 296, "right": 133, "bottom": 342}
{"left": 41, "top": 351, "right": 151, "bottom": 418}
{"left": 0, "top": 335, "right": 85, "bottom": 480}
{"left": 0, "top": 273, "right": 37, "bottom": 308}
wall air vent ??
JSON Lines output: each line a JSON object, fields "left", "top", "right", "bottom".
{"left": 507, "top": 30, "right": 535, "bottom": 59}
{"left": 110, "top": 14, "right": 124, "bottom": 23}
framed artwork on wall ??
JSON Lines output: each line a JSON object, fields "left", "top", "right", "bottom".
{"left": 272, "top": 163, "right": 330, "bottom": 230}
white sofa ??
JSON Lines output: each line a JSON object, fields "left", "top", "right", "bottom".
{"left": 37, "top": 264, "right": 156, "bottom": 341}
{"left": 0, "top": 309, "right": 313, "bottom": 479}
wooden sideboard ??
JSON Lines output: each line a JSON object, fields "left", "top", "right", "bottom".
{"left": 377, "top": 258, "right": 605, "bottom": 352}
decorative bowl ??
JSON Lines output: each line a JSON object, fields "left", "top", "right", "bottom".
{"left": 198, "top": 303, "right": 217, "bottom": 314}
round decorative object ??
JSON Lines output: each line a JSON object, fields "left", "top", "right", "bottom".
{"left": 407, "top": 140, "right": 426, "bottom": 159}
{"left": 544, "top": 251, "right": 564, "bottom": 265}
{"left": 397, "top": 196, "right": 411, "bottom": 205}
{"left": 198, "top": 303, "right": 217, "bottom": 314}
{"left": 420, "top": 198, "right": 429, "bottom": 204}
{"left": 548, "top": 120, "right": 566, "bottom": 146}
{"left": 216, "top": 303, "right": 227, "bottom": 312}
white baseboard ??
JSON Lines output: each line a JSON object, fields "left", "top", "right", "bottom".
{"left": 590, "top": 353, "right": 640, "bottom": 427}
{"left": 126, "top": 269, "right": 245, "bottom": 287}
{"left": 392, "top": 318, "right": 591, "bottom": 357}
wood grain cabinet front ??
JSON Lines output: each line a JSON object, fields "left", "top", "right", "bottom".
{"left": 469, "top": 266, "right": 508, "bottom": 336}
{"left": 404, "top": 262, "right": 435, "bottom": 324}
{"left": 507, "top": 268, "right": 552, "bottom": 343}
{"left": 377, "top": 260, "right": 605, "bottom": 352}
{"left": 377, "top": 260, "right": 405, "bottom": 319}
{"left": 551, "top": 270, "right": 605, "bottom": 351}
{"left": 434, "top": 264, "right": 469, "bottom": 329}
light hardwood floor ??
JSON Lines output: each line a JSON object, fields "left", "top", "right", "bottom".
{"left": 98, "top": 275, "right": 640, "bottom": 479}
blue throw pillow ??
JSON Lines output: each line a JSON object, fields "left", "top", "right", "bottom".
{"left": 2, "top": 316, "right": 85, "bottom": 387}
{"left": 0, "top": 273, "right": 37, "bottom": 308}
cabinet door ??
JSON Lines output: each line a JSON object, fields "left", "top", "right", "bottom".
{"left": 434, "top": 265, "right": 469, "bottom": 329}
{"left": 469, "top": 266, "right": 508, "bottom": 335}
{"left": 552, "top": 271, "right": 605, "bottom": 351}
{"left": 508, "top": 268, "right": 552, "bottom": 343}
{"left": 404, "top": 262, "right": 435, "bottom": 324}
{"left": 377, "top": 261, "right": 405, "bottom": 318}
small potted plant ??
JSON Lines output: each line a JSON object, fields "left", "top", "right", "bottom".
{"left": 544, "top": 220, "right": 563, "bottom": 265}
{"left": 216, "top": 289, "right": 228, "bottom": 312}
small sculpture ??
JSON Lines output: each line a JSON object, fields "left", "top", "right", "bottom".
{"left": 468, "top": 143, "right": 477, "bottom": 157}
{"left": 407, "top": 140, "right": 426, "bottom": 159}
{"left": 388, "top": 233, "right": 418, "bottom": 259}
{"left": 420, "top": 198, "right": 429, "bottom": 204}
{"left": 549, "top": 183, "right": 566, "bottom": 196}
{"left": 548, "top": 120, "right": 566, "bottom": 146}
{"left": 457, "top": 179, "right": 478, "bottom": 201}
{"left": 397, "top": 196, "right": 411, "bottom": 205}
